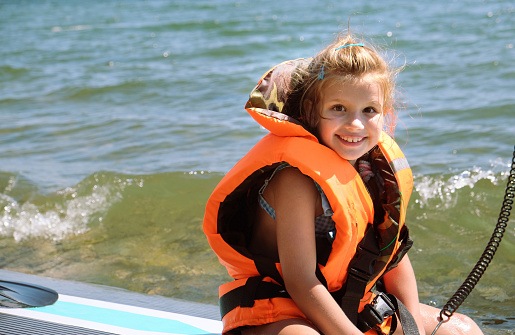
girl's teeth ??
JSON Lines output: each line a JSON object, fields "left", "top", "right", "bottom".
{"left": 341, "top": 136, "right": 363, "bottom": 143}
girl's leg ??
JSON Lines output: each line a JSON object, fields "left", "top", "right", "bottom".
{"left": 418, "top": 303, "right": 484, "bottom": 335}
{"left": 241, "top": 318, "right": 319, "bottom": 335}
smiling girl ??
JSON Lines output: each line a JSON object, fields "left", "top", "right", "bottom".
{"left": 204, "top": 33, "right": 483, "bottom": 335}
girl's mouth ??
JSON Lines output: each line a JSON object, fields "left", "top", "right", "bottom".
{"left": 337, "top": 135, "right": 365, "bottom": 143}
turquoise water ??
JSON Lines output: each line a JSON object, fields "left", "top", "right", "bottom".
{"left": 1, "top": 0, "right": 514, "bottom": 333}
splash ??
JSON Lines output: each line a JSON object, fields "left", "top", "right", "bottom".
{"left": 0, "top": 173, "right": 143, "bottom": 242}
{"left": 413, "top": 163, "right": 510, "bottom": 209}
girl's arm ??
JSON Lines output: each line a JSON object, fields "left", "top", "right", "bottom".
{"left": 271, "top": 168, "right": 364, "bottom": 335}
{"left": 382, "top": 255, "right": 426, "bottom": 335}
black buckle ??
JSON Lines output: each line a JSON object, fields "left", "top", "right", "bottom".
{"left": 358, "top": 293, "right": 396, "bottom": 332}
{"left": 372, "top": 293, "right": 396, "bottom": 319}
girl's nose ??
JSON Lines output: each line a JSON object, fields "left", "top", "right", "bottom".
{"left": 344, "top": 112, "right": 365, "bottom": 130}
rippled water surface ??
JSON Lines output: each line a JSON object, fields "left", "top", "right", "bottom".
{"left": 1, "top": 1, "right": 514, "bottom": 333}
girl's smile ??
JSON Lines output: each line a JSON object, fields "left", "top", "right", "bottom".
{"left": 316, "top": 74, "right": 384, "bottom": 163}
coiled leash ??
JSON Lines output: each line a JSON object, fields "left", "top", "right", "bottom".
{"left": 431, "top": 146, "right": 515, "bottom": 335}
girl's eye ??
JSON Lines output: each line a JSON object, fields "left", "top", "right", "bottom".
{"left": 332, "top": 105, "right": 345, "bottom": 112}
{"left": 363, "top": 107, "right": 379, "bottom": 114}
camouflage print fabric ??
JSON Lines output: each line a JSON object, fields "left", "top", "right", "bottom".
{"left": 245, "top": 58, "right": 310, "bottom": 115}
{"left": 365, "top": 149, "right": 404, "bottom": 279}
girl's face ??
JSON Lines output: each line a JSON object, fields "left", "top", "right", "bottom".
{"left": 316, "top": 74, "right": 384, "bottom": 164}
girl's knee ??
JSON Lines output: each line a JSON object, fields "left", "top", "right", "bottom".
{"left": 446, "top": 312, "right": 483, "bottom": 335}
{"left": 419, "top": 304, "right": 484, "bottom": 335}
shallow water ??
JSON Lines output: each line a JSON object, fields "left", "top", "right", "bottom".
{"left": 1, "top": 0, "right": 515, "bottom": 333}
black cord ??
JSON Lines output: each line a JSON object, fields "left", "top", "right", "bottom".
{"left": 431, "top": 146, "right": 515, "bottom": 335}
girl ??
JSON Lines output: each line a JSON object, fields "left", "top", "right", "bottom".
{"left": 203, "top": 33, "right": 483, "bottom": 335}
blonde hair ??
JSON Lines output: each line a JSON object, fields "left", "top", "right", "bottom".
{"left": 284, "top": 33, "right": 403, "bottom": 137}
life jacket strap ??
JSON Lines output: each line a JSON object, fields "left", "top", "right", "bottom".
{"left": 219, "top": 276, "right": 419, "bottom": 335}
{"left": 338, "top": 227, "right": 380, "bottom": 325}
{"left": 219, "top": 276, "right": 289, "bottom": 319}
{"left": 254, "top": 256, "right": 284, "bottom": 286}
{"left": 390, "top": 294, "right": 420, "bottom": 335}
{"left": 219, "top": 258, "right": 328, "bottom": 321}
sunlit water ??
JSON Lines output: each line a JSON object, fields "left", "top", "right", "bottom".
{"left": 1, "top": 1, "right": 514, "bottom": 333}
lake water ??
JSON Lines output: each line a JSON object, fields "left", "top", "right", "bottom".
{"left": 1, "top": 0, "right": 514, "bottom": 333}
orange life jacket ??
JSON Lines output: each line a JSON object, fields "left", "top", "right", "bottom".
{"left": 203, "top": 59, "right": 414, "bottom": 334}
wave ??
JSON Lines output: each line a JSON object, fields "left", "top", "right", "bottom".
{"left": 0, "top": 172, "right": 132, "bottom": 242}
{"left": 0, "top": 65, "right": 30, "bottom": 81}
{"left": 49, "top": 80, "right": 154, "bottom": 102}
{"left": 0, "top": 170, "right": 222, "bottom": 242}
{"left": 413, "top": 163, "right": 512, "bottom": 209}
{"left": 2, "top": 163, "right": 512, "bottom": 242}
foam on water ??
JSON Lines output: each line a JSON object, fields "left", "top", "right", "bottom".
{"left": 0, "top": 173, "right": 144, "bottom": 242}
{"left": 414, "top": 159, "right": 511, "bottom": 209}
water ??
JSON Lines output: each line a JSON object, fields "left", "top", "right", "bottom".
{"left": 1, "top": 0, "right": 514, "bottom": 332}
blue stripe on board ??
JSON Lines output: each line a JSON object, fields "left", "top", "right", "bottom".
{"left": 33, "top": 300, "right": 214, "bottom": 334}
